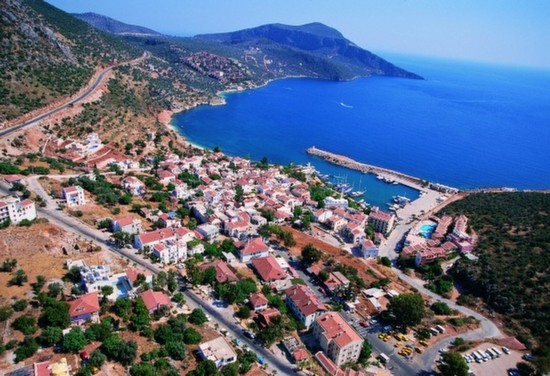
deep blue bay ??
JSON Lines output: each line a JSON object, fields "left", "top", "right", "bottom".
{"left": 173, "top": 55, "right": 550, "bottom": 208}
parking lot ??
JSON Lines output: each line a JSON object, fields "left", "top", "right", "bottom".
{"left": 464, "top": 343, "right": 523, "bottom": 376}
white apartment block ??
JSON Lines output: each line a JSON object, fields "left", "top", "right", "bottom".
{"left": 62, "top": 186, "right": 86, "bottom": 207}
{"left": 0, "top": 197, "right": 36, "bottom": 224}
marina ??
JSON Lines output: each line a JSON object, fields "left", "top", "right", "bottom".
{"left": 306, "top": 146, "right": 429, "bottom": 191}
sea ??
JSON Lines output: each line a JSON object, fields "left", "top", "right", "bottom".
{"left": 173, "top": 54, "right": 550, "bottom": 209}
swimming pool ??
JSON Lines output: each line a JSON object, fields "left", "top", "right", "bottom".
{"left": 419, "top": 222, "right": 437, "bottom": 238}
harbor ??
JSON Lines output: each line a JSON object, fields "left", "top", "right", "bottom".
{"left": 306, "top": 146, "right": 428, "bottom": 191}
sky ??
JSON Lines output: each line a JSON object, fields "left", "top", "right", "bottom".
{"left": 46, "top": 0, "right": 550, "bottom": 68}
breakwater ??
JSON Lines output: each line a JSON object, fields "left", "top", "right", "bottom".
{"left": 306, "top": 146, "right": 426, "bottom": 190}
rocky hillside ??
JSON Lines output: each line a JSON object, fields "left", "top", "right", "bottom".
{"left": 73, "top": 12, "right": 161, "bottom": 36}
{"left": 194, "top": 22, "right": 423, "bottom": 80}
{"left": 0, "top": 0, "right": 142, "bottom": 122}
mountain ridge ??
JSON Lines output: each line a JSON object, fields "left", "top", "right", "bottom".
{"left": 193, "top": 22, "right": 423, "bottom": 80}
{"left": 72, "top": 12, "right": 161, "bottom": 36}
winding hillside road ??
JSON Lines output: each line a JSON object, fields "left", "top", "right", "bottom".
{"left": 0, "top": 51, "right": 149, "bottom": 139}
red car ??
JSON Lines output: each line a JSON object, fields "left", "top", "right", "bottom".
{"left": 359, "top": 321, "right": 369, "bottom": 327}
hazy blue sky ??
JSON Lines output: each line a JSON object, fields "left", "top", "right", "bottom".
{"left": 47, "top": 0, "right": 550, "bottom": 68}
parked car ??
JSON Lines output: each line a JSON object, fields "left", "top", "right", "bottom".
{"left": 360, "top": 320, "right": 369, "bottom": 327}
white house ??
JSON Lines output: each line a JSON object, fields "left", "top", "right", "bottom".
{"left": 121, "top": 176, "right": 146, "bottom": 196}
{"left": 0, "top": 197, "right": 36, "bottom": 224}
{"left": 198, "top": 337, "right": 237, "bottom": 368}
{"left": 238, "top": 237, "right": 270, "bottom": 263}
{"left": 112, "top": 216, "right": 142, "bottom": 234}
{"left": 360, "top": 239, "right": 379, "bottom": 258}
{"left": 62, "top": 186, "right": 86, "bottom": 207}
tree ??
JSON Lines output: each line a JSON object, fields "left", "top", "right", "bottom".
{"left": 183, "top": 327, "right": 202, "bottom": 344}
{"left": 8, "top": 269, "right": 28, "bottom": 286}
{"left": 166, "top": 270, "right": 178, "bottom": 293}
{"left": 101, "top": 335, "right": 137, "bottom": 366}
{"left": 113, "top": 298, "right": 132, "bottom": 321}
{"left": 32, "top": 275, "right": 46, "bottom": 293}
{"left": 358, "top": 340, "right": 373, "bottom": 365}
{"left": 189, "top": 360, "right": 219, "bottom": 376}
{"left": 431, "top": 301, "right": 453, "bottom": 315}
{"left": 221, "top": 362, "right": 238, "bottom": 376}
{"left": 64, "top": 327, "right": 87, "bottom": 353}
{"left": 1, "top": 258, "right": 17, "bottom": 272}
{"left": 438, "top": 352, "right": 469, "bottom": 376}
{"left": 64, "top": 266, "right": 82, "bottom": 283}
{"left": 301, "top": 244, "right": 322, "bottom": 266}
{"left": 172, "top": 292, "right": 185, "bottom": 305}
{"left": 85, "top": 319, "right": 114, "bottom": 342}
{"left": 131, "top": 298, "right": 151, "bottom": 331}
{"left": 385, "top": 293, "right": 425, "bottom": 329}
{"left": 318, "top": 270, "right": 329, "bottom": 282}
{"left": 379, "top": 257, "right": 392, "bottom": 267}
{"left": 39, "top": 326, "right": 63, "bottom": 347}
{"left": 12, "top": 315, "right": 37, "bottom": 335}
{"left": 188, "top": 308, "right": 207, "bottom": 325}
{"left": 0, "top": 306, "right": 14, "bottom": 321}
{"left": 38, "top": 300, "right": 70, "bottom": 329}
{"left": 89, "top": 350, "right": 107, "bottom": 369}
{"left": 47, "top": 282, "right": 63, "bottom": 298}
{"left": 165, "top": 340, "right": 186, "bottom": 360}
{"left": 14, "top": 336, "right": 39, "bottom": 363}
{"left": 237, "top": 305, "right": 251, "bottom": 319}
{"left": 12, "top": 299, "right": 28, "bottom": 312}
{"left": 100, "top": 285, "right": 114, "bottom": 300}
{"left": 516, "top": 361, "right": 537, "bottom": 376}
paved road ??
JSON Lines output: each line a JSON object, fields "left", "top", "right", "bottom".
{"left": 0, "top": 51, "right": 149, "bottom": 139}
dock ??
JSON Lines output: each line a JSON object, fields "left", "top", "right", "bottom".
{"left": 306, "top": 146, "right": 427, "bottom": 191}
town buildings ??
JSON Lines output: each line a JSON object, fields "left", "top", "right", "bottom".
{"left": 198, "top": 337, "right": 237, "bottom": 368}
{"left": 69, "top": 292, "right": 100, "bottom": 325}
{"left": 312, "top": 312, "right": 364, "bottom": 366}
{"left": 0, "top": 196, "right": 36, "bottom": 224}
{"left": 285, "top": 284, "right": 326, "bottom": 329}
{"left": 62, "top": 186, "right": 86, "bottom": 207}
{"left": 367, "top": 210, "right": 395, "bottom": 236}
{"left": 238, "top": 237, "right": 270, "bottom": 263}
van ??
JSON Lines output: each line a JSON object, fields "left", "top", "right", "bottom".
{"left": 436, "top": 325, "right": 446, "bottom": 333}
{"left": 379, "top": 353, "right": 390, "bottom": 363}
{"left": 502, "top": 346, "right": 510, "bottom": 355}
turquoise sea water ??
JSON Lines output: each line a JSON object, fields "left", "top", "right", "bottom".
{"left": 174, "top": 55, "right": 550, "bottom": 208}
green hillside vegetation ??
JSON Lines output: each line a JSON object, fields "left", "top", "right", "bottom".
{"left": 0, "top": 0, "right": 141, "bottom": 122}
{"left": 440, "top": 193, "right": 550, "bottom": 356}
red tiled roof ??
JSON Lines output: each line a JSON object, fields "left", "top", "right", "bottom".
{"left": 137, "top": 228, "right": 175, "bottom": 245}
{"left": 140, "top": 289, "right": 171, "bottom": 312}
{"left": 258, "top": 307, "right": 280, "bottom": 326}
{"left": 240, "top": 237, "right": 269, "bottom": 256}
{"left": 362, "top": 239, "right": 375, "bottom": 248}
{"left": 19, "top": 199, "right": 34, "bottom": 206}
{"left": 369, "top": 210, "right": 392, "bottom": 222}
{"left": 34, "top": 361, "right": 51, "bottom": 376}
{"left": 285, "top": 284, "right": 325, "bottom": 316}
{"left": 251, "top": 256, "right": 287, "bottom": 281}
{"left": 315, "top": 351, "right": 339, "bottom": 375}
{"left": 249, "top": 292, "right": 269, "bottom": 308}
{"left": 200, "top": 260, "right": 238, "bottom": 283}
{"left": 69, "top": 292, "right": 100, "bottom": 318}
{"left": 126, "top": 266, "right": 152, "bottom": 285}
{"left": 315, "top": 312, "right": 362, "bottom": 349}
{"left": 63, "top": 186, "right": 80, "bottom": 193}
{"left": 2, "top": 174, "right": 24, "bottom": 183}
{"left": 114, "top": 216, "right": 135, "bottom": 227}
{"left": 293, "top": 348, "right": 309, "bottom": 362}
